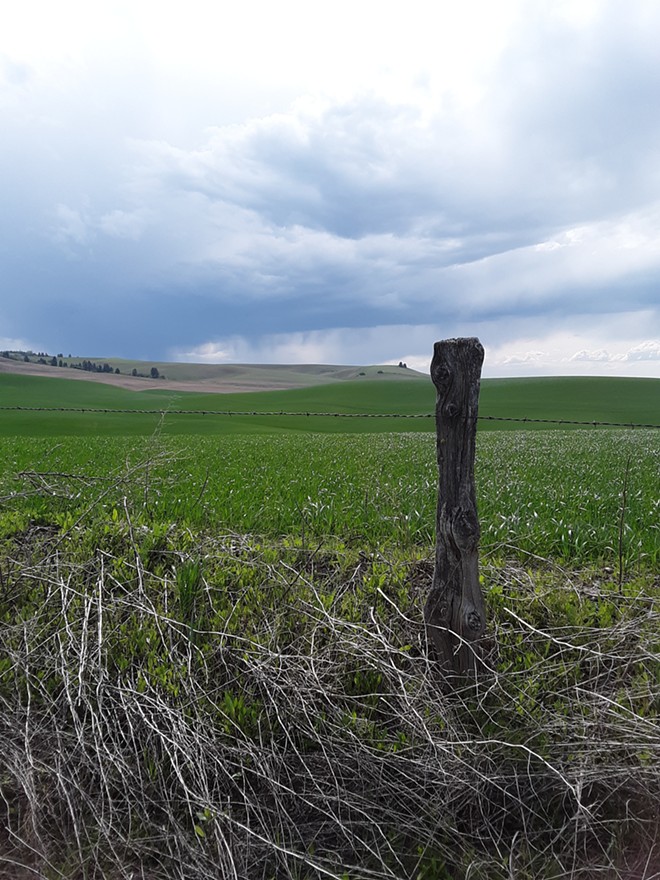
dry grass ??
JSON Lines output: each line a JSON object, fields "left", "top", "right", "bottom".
{"left": 1, "top": 521, "right": 659, "bottom": 880}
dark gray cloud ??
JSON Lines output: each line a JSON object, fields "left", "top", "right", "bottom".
{"left": 1, "top": 1, "right": 659, "bottom": 374}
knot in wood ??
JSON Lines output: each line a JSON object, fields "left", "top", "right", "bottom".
{"left": 444, "top": 402, "right": 460, "bottom": 418}
{"left": 466, "top": 610, "right": 482, "bottom": 633}
{"left": 431, "top": 362, "right": 451, "bottom": 390}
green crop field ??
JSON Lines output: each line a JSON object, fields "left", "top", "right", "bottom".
{"left": 1, "top": 370, "right": 659, "bottom": 879}
{"left": 1, "top": 372, "right": 658, "bottom": 436}
{"left": 1, "top": 430, "right": 658, "bottom": 566}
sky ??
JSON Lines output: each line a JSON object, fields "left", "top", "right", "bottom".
{"left": 1, "top": 0, "right": 660, "bottom": 378}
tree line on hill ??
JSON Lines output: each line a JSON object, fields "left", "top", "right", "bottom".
{"left": 0, "top": 351, "right": 164, "bottom": 379}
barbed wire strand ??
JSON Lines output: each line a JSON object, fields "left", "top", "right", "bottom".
{"left": 0, "top": 405, "right": 659, "bottom": 428}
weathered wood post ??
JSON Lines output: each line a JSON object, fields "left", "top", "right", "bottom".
{"left": 425, "top": 337, "right": 486, "bottom": 678}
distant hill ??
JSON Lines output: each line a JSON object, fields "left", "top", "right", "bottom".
{"left": 0, "top": 352, "right": 427, "bottom": 393}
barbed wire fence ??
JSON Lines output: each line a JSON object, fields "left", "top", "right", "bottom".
{"left": 1, "top": 405, "right": 659, "bottom": 428}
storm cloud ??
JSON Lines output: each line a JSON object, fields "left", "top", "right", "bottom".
{"left": 1, "top": 0, "right": 659, "bottom": 375}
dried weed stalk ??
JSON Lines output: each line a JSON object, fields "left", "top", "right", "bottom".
{"left": 0, "top": 522, "right": 659, "bottom": 879}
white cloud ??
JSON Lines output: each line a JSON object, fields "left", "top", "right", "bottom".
{"left": 501, "top": 351, "right": 547, "bottom": 366}
{"left": 116, "top": 91, "right": 660, "bottom": 333}
{"left": 569, "top": 349, "right": 611, "bottom": 362}
{"left": 486, "top": 326, "right": 660, "bottom": 377}
{"left": 566, "top": 340, "right": 660, "bottom": 365}
{"left": 1, "top": 0, "right": 524, "bottom": 115}
{"left": 623, "top": 340, "right": 660, "bottom": 361}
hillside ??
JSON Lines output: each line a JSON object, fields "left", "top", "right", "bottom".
{"left": 0, "top": 370, "right": 658, "bottom": 436}
{"left": 479, "top": 375, "right": 660, "bottom": 427}
{"left": 0, "top": 353, "right": 427, "bottom": 393}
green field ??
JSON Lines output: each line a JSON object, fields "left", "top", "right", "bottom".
{"left": 1, "top": 430, "right": 657, "bottom": 566}
{"left": 1, "top": 371, "right": 660, "bottom": 878}
{"left": 1, "top": 372, "right": 658, "bottom": 435}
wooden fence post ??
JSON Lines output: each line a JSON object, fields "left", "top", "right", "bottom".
{"left": 425, "top": 337, "right": 486, "bottom": 678}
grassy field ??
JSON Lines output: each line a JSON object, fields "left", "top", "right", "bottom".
{"left": 1, "top": 372, "right": 659, "bottom": 878}
{"left": 479, "top": 375, "right": 660, "bottom": 426}
{"left": 1, "top": 372, "right": 658, "bottom": 436}
{"left": 1, "top": 430, "right": 657, "bottom": 566}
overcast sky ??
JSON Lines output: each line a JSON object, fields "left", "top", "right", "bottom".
{"left": 2, "top": 0, "right": 660, "bottom": 377}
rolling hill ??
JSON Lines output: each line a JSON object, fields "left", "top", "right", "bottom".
{"left": 0, "top": 366, "right": 658, "bottom": 436}
{"left": 0, "top": 354, "right": 427, "bottom": 392}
